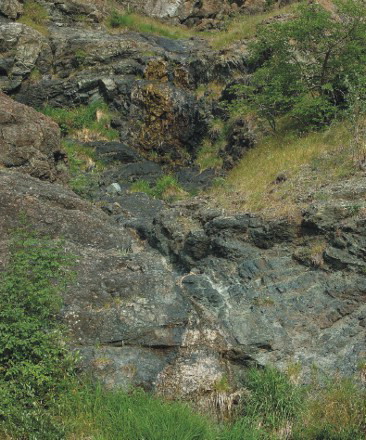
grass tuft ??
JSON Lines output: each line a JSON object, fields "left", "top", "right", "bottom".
{"left": 208, "top": 4, "right": 297, "bottom": 49}
{"left": 107, "top": 11, "right": 193, "bottom": 39}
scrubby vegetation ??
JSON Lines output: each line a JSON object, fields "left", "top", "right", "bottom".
{"left": 62, "top": 140, "right": 103, "bottom": 197}
{"left": 232, "top": 0, "right": 366, "bottom": 132}
{"left": 210, "top": 121, "right": 355, "bottom": 218}
{"left": 206, "top": 0, "right": 366, "bottom": 217}
{"left": 0, "top": 223, "right": 76, "bottom": 439}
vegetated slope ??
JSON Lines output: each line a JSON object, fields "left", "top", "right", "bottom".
{"left": 0, "top": 0, "right": 366, "bottom": 438}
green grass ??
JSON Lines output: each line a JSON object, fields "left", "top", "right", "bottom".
{"left": 242, "top": 367, "right": 304, "bottom": 431}
{"left": 61, "top": 383, "right": 219, "bottom": 440}
{"left": 41, "top": 100, "right": 119, "bottom": 141}
{"left": 59, "top": 367, "right": 366, "bottom": 440}
{"left": 107, "top": 11, "right": 193, "bottom": 39}
{"left": 62, "top": 140, "right": 103, "bottom": 197}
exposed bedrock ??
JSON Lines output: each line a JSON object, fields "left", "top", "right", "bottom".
{"left": 0, "top": 2, "right": 364, "bottom": 399}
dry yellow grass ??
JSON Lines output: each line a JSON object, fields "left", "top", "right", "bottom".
{"left": 209, "top": 123, "right": 356, "bottom": 220}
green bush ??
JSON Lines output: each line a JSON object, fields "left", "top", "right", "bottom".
{"left": 0, "top": 224, "right": 76, "bottom": 439}
{"left": 233, "top": 0, "right": 366, "bottom": 131}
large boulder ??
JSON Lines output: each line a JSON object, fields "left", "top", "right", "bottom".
{"left": 0, "top": 92, "right": 66, "bottom": 181}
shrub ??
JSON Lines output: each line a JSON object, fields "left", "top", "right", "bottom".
{"left": 234, "top": 0, "right": 366, "bottom": 131}
{"left": 0, "top": 223, "right": 76, "bottom": 439}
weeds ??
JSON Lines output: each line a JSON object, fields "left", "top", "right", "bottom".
{"left": 62, "top": 140, "right": 103, "bottom": 197}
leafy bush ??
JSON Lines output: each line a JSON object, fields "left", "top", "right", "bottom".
{"left": 0, "top": 224, "right": 76, "bottom": 439}
{"left": 234, "top": 0, "right": 366, "bottom": 131}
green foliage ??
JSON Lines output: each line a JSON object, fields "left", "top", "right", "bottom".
{"left": 41, "top": 100, "right": 119, "bottom": 140}
{"left": 0, "top": 223, "right": 76, "bottom": 439}
{"left": 241, "top": 366, "right": 304, "bottom": 430}
{"left": 130, "top": 175, "right": 186, "bottom": 201}
{"left": 234, "top": 0, "right": 366, "bottom": 131}
{"left": 62, "top": 383, "right": 218, "bottom": 440}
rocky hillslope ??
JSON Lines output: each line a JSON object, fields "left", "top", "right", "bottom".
{"left": 0, "top": 0, "right": 365, "bottom": 404}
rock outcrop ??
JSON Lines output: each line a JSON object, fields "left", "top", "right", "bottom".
{"left": 0, "top": 92, "right": 66, "bottom": 181}
{"left": 0, "top": 0, "right": 364, "bottom": 402}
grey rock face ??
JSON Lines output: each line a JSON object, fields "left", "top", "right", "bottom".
{"left": 0, "top": 23, "right": 52, "bottom": 92}
{"left": 144, "top": 195, "right": 366, "bottom": 380}
{"left": 0, "top": 170, "right": 231, "bottom": 396}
